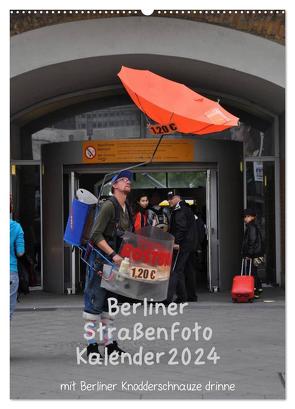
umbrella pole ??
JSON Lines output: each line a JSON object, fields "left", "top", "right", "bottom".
{"left": 98, "top": 134, "right": 165, "bottom": 201}
{"left": 150, "top": 134, "right": 164, "bottom": 161}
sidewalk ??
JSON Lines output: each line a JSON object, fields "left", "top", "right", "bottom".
{"left": 11, "top": 288, "right": 285, "bottom": 399}
{"left": 15, "top": 286, "right": 285, "bottom": 310}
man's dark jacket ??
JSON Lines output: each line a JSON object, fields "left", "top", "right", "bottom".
{"left": 169, "top": 201, "right": 199, "bottom": 251}
{"left": 242, "top": 221, "right": 264, "bottom": 258}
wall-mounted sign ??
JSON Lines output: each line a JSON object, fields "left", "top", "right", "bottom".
{"left": 82, "top": 139, "right": 195, "bottom": 164}
{"left": 253, "top": 162, "right": 263, "bottom": 182}
{"left": 84, "top": 145, "right": 96, "bottom": 159}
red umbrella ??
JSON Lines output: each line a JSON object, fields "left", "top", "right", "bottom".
{"left": 118, "top": 66, "right": 239, "bottom": 135}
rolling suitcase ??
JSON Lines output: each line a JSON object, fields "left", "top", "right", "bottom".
{"left": 231, "top": 258, "right": 255, "bottom": 303}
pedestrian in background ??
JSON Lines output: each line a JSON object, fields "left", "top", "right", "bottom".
{"left": 133, "top": 193, "right": 158, "bottom": 232}
{"left": 166, "top": 190, "right": 199, "bottom": 303}
{"left": 242, "top": 208, "right": 264, "bottom": 298}
{"left": 10, "top": 195, "right": 25, "bottom": 319}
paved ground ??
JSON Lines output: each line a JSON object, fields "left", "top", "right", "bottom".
{"left": 10, "top": 288, "right": 285, "bottom": 399}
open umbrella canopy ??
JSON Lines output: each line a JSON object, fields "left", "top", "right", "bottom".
{"left": 118, "top": 66, "right": 239, "bottom": 135}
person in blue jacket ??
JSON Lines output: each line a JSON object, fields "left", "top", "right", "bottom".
{"left": 10, "top": 195, "right": 25, "bottom": 319}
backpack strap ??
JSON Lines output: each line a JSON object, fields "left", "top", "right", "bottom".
{"left": 127, "top": 203, "right": 134, "bottom": 231}
{"left": 108, "top": 196, "right": 121, "bottom": 228}
{"left": 107, "top": 196, "right": 134, "bottom": 252}
{"left": 107, "top": 196, "right": 134, "bottom": 230}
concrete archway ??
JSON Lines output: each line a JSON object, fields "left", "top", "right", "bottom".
{"left": 11, "top": 17, "right": 285, "bottom": 125}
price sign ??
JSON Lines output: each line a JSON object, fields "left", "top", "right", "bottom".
{"left": 130, "top": 267, "right": 157, "bottom": 281}
{"left": 148, "top": 123, "right": 178, "bottom": 135}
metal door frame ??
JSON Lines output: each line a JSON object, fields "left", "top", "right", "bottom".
{"left": 67, "top": 171, "right": 80, "bottom": 295}
{"left": 206, "top": 169, "right": 219, "bottom": 292}
{"left": 70, "top": 171, "right": 76, "bottom": 295}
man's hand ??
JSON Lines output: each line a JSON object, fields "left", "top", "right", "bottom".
{"left": 173, "top": 244, "right": 180, "bottom": 250}
{"left": 112, "top": 254, "right": 123, "bottom": 266}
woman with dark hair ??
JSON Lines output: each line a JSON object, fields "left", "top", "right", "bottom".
{"left": 133, "top": 193, "right": 158, "bottom": 232}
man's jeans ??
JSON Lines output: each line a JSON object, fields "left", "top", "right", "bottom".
{"left": 10, "top": 273, "right": 19, "bottom": 320}
{"left": 83, "top": 251, "right": 112, "bottom": 320}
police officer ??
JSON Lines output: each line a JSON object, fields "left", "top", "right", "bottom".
{"left": 166, "top": 190, "right": 199, "bottom": 304}
{"left": 83, "top": 170, "right": 133, "bottom": 358}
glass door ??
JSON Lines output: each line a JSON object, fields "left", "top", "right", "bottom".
{"left": 11, "top": 162, "right": 42, "bottom": 288}
{"left": 245, "top": 160, "right": 276, "bottom": 284}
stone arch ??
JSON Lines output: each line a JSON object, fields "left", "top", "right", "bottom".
{"left": 11, "top": 17, "right": 285, "bottom": 123}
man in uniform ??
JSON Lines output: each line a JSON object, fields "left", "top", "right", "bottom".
{"left": 166, "top": 190, "right": 199, "bottom": 304}
{"left": 83, "top": 170, "right": 133, "bottom": 358}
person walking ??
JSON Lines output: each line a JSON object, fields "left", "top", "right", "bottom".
{"left": 166, "top": 190, "right": 199, "bottom": 304}
{"left": 82, "top": 170, "right": 133, "bottom": 359}
{"left": 10, "top": 195, "right": 25, "bottom": 320}
{"left": 133, "top": 193, "right": 158, "bottom": 232}
{"left": 242, "top": 208, "right": 264, "bottom": 298}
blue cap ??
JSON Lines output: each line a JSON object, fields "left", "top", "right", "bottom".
{"left": 111, "top": 170, "right": 133, "bottom": 185}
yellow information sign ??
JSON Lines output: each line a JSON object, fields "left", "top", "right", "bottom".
{"left": 82, "top": 139, "right": 194, "bottom": 164}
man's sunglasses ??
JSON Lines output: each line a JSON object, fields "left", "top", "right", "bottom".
{"left": 116, "top": 177, "right": 131, "bottom": 183}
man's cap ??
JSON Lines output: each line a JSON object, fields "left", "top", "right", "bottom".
{"left": 167, "top": 189, "right": 181, "bottom": 199}
{"left": 243, "top": 208, "right": 256, "bottom": 217}
{"left": 111, "top": 170, "right": 133, "bottom": 185}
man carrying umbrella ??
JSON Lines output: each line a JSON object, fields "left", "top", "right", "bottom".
{"left": 166, "top": 190, "right": 199, "bottom": 304}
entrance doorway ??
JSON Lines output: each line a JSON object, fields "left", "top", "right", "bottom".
{"left": 64, "top": 168, "right": 219, "bottom": 295}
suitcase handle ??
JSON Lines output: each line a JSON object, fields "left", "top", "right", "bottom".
{"left": 241, "top": 258, "right": 252, "bottom": 276}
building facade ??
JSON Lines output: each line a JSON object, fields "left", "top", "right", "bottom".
{"left": 10, "top": 10, "right": 285, "bottom": 294}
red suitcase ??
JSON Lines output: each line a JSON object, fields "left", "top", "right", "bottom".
{"left": 231, "top": 258, "right": 255, "bottom": 303}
